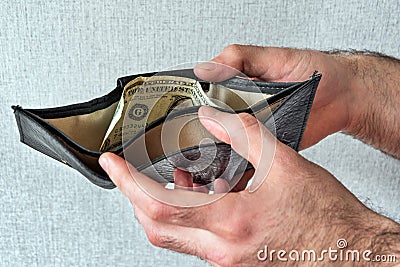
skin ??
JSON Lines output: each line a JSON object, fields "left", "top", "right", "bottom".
{"left": 99, "top": 45, "right": 400, "bottom": 266}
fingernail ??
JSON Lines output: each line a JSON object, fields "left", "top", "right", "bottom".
{"left": 195, "top": 62, "right": 216, "bottom": 71}
{"left": 99, "top": 155, "right": 109, "bottom": 172}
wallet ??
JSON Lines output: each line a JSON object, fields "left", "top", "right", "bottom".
{"left": 12, "top": 69, "right": 321, "bottom": 189}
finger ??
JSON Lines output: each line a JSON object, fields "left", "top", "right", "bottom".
{"left": 173, "top": 168, "right": 193, "bottom": 190}
{"left": 194, "top": 61, "right": 242, "bottom": 82}
{"left": 173, "top": 173, "right": 213, "bottom": 193}
{"left": 214, "top": 178, "right": 230, "bottom": 194}
{"left": 231, "top": 168, "right": 255, "bottom": 192}
{"left": 99, "top": 144, "right": 249, "bottom": 237}
{"left": 193, "top": 183, "right": 210, "bottom": 193}
{"left": 100, "top": 153, "right": 222, "bottom": 206}
{"left": 99, "top": 152, "right": 178, "bottom": 205}
{"left": 134, "top": 206, "right": 222, "bottom": 265}
{"left": 198, "top": 106, "right": 276, "bottom": 169}
{"left": 99, "top": 152, "right": 139, "bottom": 200}
{"left": 194, "top": 44, "right": 299, "bottom": 82}
{"left": 198, "top": 106, "right": 281, "bottom": 192}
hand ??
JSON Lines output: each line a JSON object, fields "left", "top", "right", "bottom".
{"left": 99, "top": 106, "right": 399, "bottom": 266}
{"left": 194, "top": 45, "right": 357, "bottom": 149}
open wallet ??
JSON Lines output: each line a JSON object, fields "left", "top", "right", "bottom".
{"left": 12, "top": 69, "right": 321, "bottom": 189}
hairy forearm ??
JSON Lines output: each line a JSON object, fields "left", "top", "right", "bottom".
{"left": 349, "top": 221, "right": 400, "bottom": 267}
{"left": 360, "top": 213, "right": 400, "bottom": 267}
{"left": 370, "top": 227, "right": 400, "bottom": 266}
{"left": 330, "top": 51, "right": 400, "bottom": 158}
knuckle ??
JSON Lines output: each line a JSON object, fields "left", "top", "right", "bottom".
{"left": 211, "top": 250, "right": 241, "bottom": 266}
{"left": 221, "top": 212, "right": 250, "bottom": 241}
{"left": 222, "top": 44, "right": 244, "bottom": 57}
{"left": 146, "top": 228, "right": 188, "bottom": 253}
{"left": 228, "top": 218, "right": 247, "bottom": 238}
{"left": 147, "top": 201, "right": 169, "bottom": 221}
{"left": 147, "top": 201, "right": 194, "bottom": 225}
{"left": 146, "top": 228, "right": 164, "bottom": 247}
{"left": 238, "top": 113, "right": 259, "bottom": 130}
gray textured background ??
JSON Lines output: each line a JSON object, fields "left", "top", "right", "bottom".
{"left": 1, "top": 0, "right": 399, "bottom": 266}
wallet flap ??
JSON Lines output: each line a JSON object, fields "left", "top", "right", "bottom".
{"left": 13, "top": 106, "right": 115, "bottom": 188}
{"left": 265, "top": 73, "right": 320, "bottom": 150}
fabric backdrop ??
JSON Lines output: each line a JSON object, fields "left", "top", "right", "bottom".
{"left": 1, "top": 0, "right": 399, "bottom": 266}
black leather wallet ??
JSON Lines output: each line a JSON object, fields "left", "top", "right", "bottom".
{"left": 12, "top": 69, "right": 321, "bottom": 189}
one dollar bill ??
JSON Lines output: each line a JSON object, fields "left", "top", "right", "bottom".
{"left": 100, "top": 75, "right": 214, "bottom": 151}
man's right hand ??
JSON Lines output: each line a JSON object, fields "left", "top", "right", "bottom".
{"left": 194, "top": 45, "right": 400, "bottom": 158}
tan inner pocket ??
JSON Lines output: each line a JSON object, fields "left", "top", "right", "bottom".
{"left": 46, "top": 103, "right": 118, "bottom": 151}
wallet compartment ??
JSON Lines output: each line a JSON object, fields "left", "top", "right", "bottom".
{"left": 12, "top": 70, "right": 321, "bottom": 189}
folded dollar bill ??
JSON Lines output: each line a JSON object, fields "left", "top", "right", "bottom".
{"left": 100, "top": 76, "right": 216, "bottom": 151}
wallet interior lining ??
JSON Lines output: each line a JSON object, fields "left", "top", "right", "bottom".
{"left": 46, "top": 102, "right": 118, "bottom": 151}
{"left": 208, "top": 84, "right": 272, "bottom": 110}
{"left": 45, "top": 83, "right": 280, "bottom": 152}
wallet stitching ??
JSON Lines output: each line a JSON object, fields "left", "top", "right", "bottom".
{"left": 118, "top": 69, "right": 298, "bottom": 91}
{"left": 222, "top": 80, "right": 298, "bottom": 90}
{"left": 117, "top": 69, "right": 296, "bottom": 89}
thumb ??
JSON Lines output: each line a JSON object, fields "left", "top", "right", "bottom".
{"left": 99, "top": 152, "right": 138, "bottom": 199}
{"left": 194, "top": 45, "right": 301, "bottom": 82}
{"left": 198, "top": 106, "right": 276, "bottom": 170}
{"left": 194, "top": 45, "right": 270, "bottom": 82}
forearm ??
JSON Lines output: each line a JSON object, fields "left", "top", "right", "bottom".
{"left": 340, "top": 51, "right": 400, "bottom": 158}
{"left": 323, "top": 51, "right": 400, "bottom": 265}
{"left": 370, "top": 227, "right": 400, "bottom": 266}
{"left": 363, "top": 214, "right": 400, "bottom": 267}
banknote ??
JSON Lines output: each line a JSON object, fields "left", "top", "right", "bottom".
{"left": 100, "top": 75, "right": 214, "bottom": 151}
